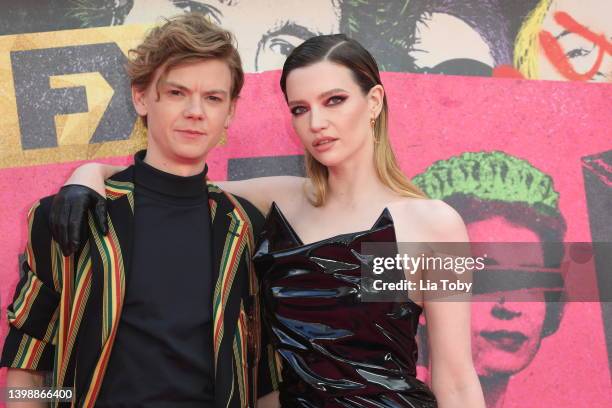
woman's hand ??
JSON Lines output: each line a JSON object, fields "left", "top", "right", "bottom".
{"left": 49, "top": 163, "right": 125, "bottom": 256}
{"left": 50, "top": 185, "right": 107, "bottom": 256}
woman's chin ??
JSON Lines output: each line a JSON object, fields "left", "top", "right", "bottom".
{"left": 309, "top": 151, "right": 346, "bottom": 168}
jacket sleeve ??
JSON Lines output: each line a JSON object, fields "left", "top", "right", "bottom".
{"left": 257, "top": 315, "right": 282, "bottom": 396}
{"left": 237, "top": 196, "right": 282, "bottom": 397}
{"left": 1, "top": 199, "right": 60, "bottom": 371}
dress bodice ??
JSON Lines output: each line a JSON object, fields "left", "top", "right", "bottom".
{"left": 253, "top": 203, "right": 437, "bottom": 408}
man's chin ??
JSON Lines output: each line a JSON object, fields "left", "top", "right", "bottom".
{"left": 172, "top": 146, "right": 211, "bottom": 162}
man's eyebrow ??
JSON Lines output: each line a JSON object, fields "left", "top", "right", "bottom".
{"left": 161, "top": 80, "right": 189, "bottom": 90}
{"left": 203, "top": 89, "right": 229, "bottom": 95}
{"left": 161, "top": 81, "right": 228, "bottom": 95}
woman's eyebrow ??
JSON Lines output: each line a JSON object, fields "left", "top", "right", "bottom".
{"left": 318, "top": 88, "right": 348, "bottom": 99}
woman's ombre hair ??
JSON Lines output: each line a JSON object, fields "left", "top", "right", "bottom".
{"left": 280, "top": 34, "right": 426, "bottom": 206}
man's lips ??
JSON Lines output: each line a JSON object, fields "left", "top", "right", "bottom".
{"left": 480, "top": 330, "right": 528, "bottom": 352}
{"left": 176, "top": 129, "right": 205, "bottom": 136}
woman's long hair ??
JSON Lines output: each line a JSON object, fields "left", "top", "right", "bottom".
{"left": 280, "top": 34, "right": 426, "bottom": 206}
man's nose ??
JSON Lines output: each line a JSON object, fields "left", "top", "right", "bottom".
{"left": 185, "top": 96, "right": 205, "bottom": 119}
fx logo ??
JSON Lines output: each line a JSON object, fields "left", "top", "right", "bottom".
{"left": 0, "top": 25, "right": 149, "bottom": 168}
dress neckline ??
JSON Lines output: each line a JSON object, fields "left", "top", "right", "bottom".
{"left": 268, "top": 201, "right": 395, "bottom": 248}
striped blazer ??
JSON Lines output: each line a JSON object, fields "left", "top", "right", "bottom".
{"left": 1, "top": 166, "right": 275, "bottom": 407}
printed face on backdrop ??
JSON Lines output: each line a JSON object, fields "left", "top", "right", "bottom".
{"left": 468, "top": 217, "right": 547, "bottom": 377}
{"left": 123, "top": 0, "right": 341, "bottom": 72}
{"left": 285, "top": 61, "right": 380, "bottom": 168}
{"left": 408, "top": 12, "right": 495, "bottom": 74}
{"left": 132, "top": 59, "right": 235, "bottom": 169}
{"left": 539, "top": 0, "right": 612, "bottom": 82}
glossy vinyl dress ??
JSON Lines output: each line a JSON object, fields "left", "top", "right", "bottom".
{"left": 253, "top": 203, "right": 437, "bottom": 408}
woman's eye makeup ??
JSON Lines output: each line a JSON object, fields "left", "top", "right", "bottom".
{"left": 326, "top": 95, "right": 347, "bottom": 105}
{"left": 289, "top": 95, "right": 348, "bottom": 116}
{"left": 290, "top": 106, "right": 307, "bottom": 116}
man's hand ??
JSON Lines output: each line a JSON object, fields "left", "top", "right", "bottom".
{"left": 49, "top": 185, "right": 108, "bottom": 256}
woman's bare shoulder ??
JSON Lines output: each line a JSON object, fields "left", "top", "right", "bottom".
{"left": 390, "top": 198, "right": 468, "bottom": 242}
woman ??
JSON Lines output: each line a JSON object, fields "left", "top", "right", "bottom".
{"left": 51, "top": 34, "right": 484, "bottom": 407}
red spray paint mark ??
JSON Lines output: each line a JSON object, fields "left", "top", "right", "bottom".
{"left": 492, "top": 65, "right": 525, "bottom": 79}
{"left": 539, "top": 11, "right": 612, "bottom": 81}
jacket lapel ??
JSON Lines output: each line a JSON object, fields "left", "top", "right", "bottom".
{"left": 76, "top": 177, "right": 134, "bottom": 408}
{"left": 208, "top": 182, "right": 250, "bottom": 407}
{"left": 75, "top": 178, "right": 249, "bottom": 407}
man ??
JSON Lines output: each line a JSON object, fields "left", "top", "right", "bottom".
{"left": 414, "top": 151, "right": 566, "bottom": 408}
{"left": 1, "top": 13, "right": 273, "bottom": 407}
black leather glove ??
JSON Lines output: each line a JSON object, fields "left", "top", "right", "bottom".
{"left": 49, "top": 185, "right": 108, "bottom": 256}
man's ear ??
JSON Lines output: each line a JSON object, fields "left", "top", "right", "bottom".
{"left": 132, "top": 84, "right": 148, "bottom": 117}
{"left": 225, "top": 99, "right": 237, "bottom": 128}
{"left": 367, "top": 84, "right": 385, "bottom": 118}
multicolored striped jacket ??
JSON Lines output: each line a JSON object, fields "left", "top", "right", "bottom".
{"left": 1, "top": 166, "right": 278, "bottom": 407}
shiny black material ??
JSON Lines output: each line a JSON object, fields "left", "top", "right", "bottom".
{"left": 254, "top": 204, "right": 437, "bottom": 408}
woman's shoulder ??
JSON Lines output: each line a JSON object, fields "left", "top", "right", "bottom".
{"left": 389, "top": 197, "right": 468, "bottom": 242}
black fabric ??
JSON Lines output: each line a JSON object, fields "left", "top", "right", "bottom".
{"left": 97, "top": 151, "right": 215, "bottom": 407}
{"left": 253, "top": 203, "right": 437, "bottom": 407}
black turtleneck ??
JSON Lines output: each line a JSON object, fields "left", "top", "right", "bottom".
{"left": 97, "top": 151, "right": 214, "bottom": 407}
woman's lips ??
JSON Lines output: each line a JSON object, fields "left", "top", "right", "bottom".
{"left": 480, "top": 330, "right": 528, "bottom": 352}
{"left": 312, "top": 137, "right": 338, "bottom": 152}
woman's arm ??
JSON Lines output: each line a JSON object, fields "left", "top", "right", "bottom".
{"left": 421, "top": 201, "right": 485, "bottom": 407}
{"left": 426, "top": 299, "right": 484, "bottom": 407}
{"left": 50, "top": 163, "right": 305, "bottom": 254}
{"left": 65, "top": 162, "right": 126, "bottom": 195}
{"left": 216, "top": 176, "right": 305, "bottom": 215}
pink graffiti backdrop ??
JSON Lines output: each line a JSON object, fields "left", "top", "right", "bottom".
{"left": 1, "top": 71, "right": 610, "bottom": 407}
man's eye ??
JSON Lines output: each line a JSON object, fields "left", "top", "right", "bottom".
{"left": 169, "top": 90, "right": 183, "bottom": 96}
{"left": 207, "top": 95, "right": 222, "bottom": 102}
{"left": 290, "top": 106, "right": 307, "bottom": 116}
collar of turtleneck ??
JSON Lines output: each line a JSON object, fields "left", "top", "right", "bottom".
{"left": 133, "top": 150, "right": 208, "bottom": 200}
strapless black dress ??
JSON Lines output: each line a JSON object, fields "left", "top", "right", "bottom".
{"left": 253, "top": 203, "right": 437, "bottom": 408}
